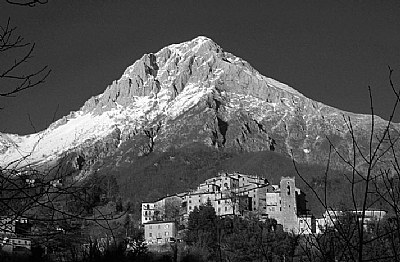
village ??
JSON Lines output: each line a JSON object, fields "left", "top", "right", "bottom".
{"left": 0, "top": 171, "right": 388, "bottom": 256}
{"left": 141, "top": 172, "right": 387, "bottom": 246}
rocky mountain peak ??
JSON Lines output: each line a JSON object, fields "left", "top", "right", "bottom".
{"left": 80, "top": 36, "right": 225, "bottom": 113}
{"left": 80, "top": 35, "right": 306, "bottom": 116}
{"left": 1, "top": 36, "right": 398, "bottom": 172}
{"left": 166, "top": 36, "right": 222, "bottom": 55}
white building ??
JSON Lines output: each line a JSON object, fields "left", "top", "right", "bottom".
{"left": 297, "top": 215, "right": 315, "bottom": 235}
{"left": 144, "top": 221, "right": 177, "bottom": 245}
{"left": 315, "top": 209, "right": 387, "bottom": 234}
{"left": 141, "top": 202, "right": 156, "bottom": 224}
{"left": 141, "top": 195, "right": 183, "bottom": 224}
{"left": 1, "top": 237, "right": 31, "bottom": 252}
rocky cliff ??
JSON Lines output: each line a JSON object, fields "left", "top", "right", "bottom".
{"left": 1, "top": 36, "right": 398, "bottom": 177}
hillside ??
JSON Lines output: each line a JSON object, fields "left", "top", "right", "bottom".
{"left": 0, "top": 36, "right": 397, "bottom": 218}
{"left": 75, "top": 143, "right": 367, "bottom": 217}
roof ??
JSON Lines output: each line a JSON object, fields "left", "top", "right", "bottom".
{"left": 187, "top": 191, "right": 216, "bottom": 196}
{"left": 298, "top": 214, "right": 315, "bottom": 218}
{"left": 143, "top": 220, "right": 177, "bottom": 225}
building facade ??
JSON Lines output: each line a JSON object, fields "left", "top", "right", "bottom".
{"left": 315, "top": 209, "right": 387, "bottom": 234}
{"left": 265, "top": 177, "right": 308, "bottom": 233}
{"left": 142, "top": 195, "right": 183, "bottom": 224}
{"left": 144, "top": 221, "right": 177, "bottom": 245}
{"left": 297, "top": 215, "right": 316, "bottom": 235}
{"left": 1, "top": 237, "right": 31, "bottom": 252}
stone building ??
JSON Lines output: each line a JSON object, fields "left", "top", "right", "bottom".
{"left": 265, "top": 177, "right": 308, "bottom": 233}
{"left": 144, "top": 221, "right": 177, "bottom": 245}
{"left": 141, "top": 195, "right": 182, "bottom": 224}
{"left": 183, "top": 190, "right": 239, "bottom": 217}
{"left": 181, "top": 172, "right": 270, "bottom": 218}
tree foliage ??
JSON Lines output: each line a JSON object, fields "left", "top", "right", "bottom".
{"left": 185, "top": 204, "right": 218, "bottom": 248}
{"left": 185, "top": 204, "right": 297, "bottom": 262}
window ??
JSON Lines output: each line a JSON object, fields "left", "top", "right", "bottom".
{"left": 158, "top": 225, "right": 161, "bottom": 229}
{"left": 189, "top": 206, "right": 192, "bottom": 210}
{"left": 165, "top": 224, "right": 169, "bottom": 229}
{"left": 149, "top": 233, "right": 152, "bottom": 237}
{"left": 225, "top": 207, "right": 228, "bottom": 211}
{"left": 165, "top": 232, "right": 169, "bottom": 236}
{"left": 149, "top": 225, "right": 152, "bottom": 229}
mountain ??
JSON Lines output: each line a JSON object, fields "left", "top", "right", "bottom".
{"left": 1, "top": 36, "right": 398, "bottom": 178}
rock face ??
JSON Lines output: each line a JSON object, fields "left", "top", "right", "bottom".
{"left": 0, "top": 36, "right": 398, "bottom": 175}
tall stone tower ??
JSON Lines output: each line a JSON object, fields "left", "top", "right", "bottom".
{"left": 280, "top": 177, "right": 299, "bottom": 232}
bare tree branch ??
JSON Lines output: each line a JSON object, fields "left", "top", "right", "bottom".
{"left": 0, "top": 17, "right": 51, "bottom": 102}
{"left": 6, "top": 0, "right": 48, "bottom": 7}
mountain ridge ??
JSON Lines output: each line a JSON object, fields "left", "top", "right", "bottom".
{"left": 0, "top": 36, "right": 397, "bottom": 171}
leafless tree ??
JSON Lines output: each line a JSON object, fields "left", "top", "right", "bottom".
{"left": 5, "top": 0, "right": 47, "bottom": 7}
{"left": 0, "top": 2, "right": 126, "bottom": 259}
{"left": 0, "top": 16, "right": 50, "bottom": 102}
{"left": 292, "top": 67, "right": 400, "bottom": 261}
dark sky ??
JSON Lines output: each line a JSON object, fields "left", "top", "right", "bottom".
{"left": 1, "top": 0, "right": 400, "bottom": 135}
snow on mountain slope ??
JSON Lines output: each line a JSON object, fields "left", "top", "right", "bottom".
{"left": 0, "top": 36, "right": 395, "bottom": 170}
{"left": 0, "top": 37, "right": 228, "bottom": 167}
{"left": 1, "top": 110, "right": 116, "bottom": 167}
